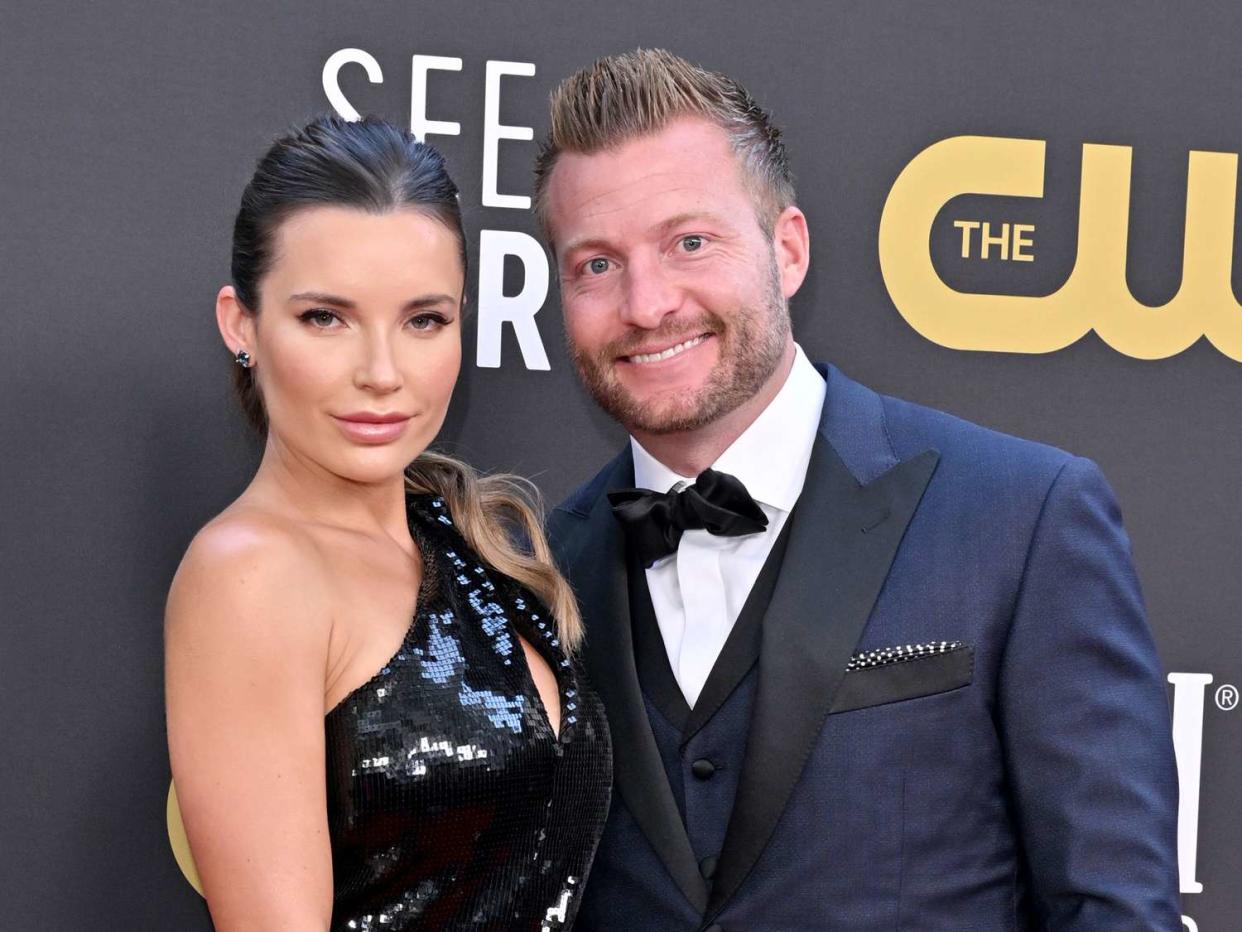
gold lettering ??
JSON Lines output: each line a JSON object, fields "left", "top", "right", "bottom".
{"left": 878, "top": 136, "right": 1086, "bottom": 353}
{"left": 878, "top": 135, "right": 1242, "bottom": 361}
{"left": 953, "top": 219, "right": 980, "bottom": 258}
{"left": 980, "top": 221, "right": 1010, "bottom": 260}
{"left": 1012, "top": 224, "right": 1035, "bottom": 262}
{"left": 167, "top": 780, "right": 204, "bottom": 896}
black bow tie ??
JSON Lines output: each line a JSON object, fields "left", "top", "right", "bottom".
{"left": 608, "top": 467, "right": 769, "bottom": 568}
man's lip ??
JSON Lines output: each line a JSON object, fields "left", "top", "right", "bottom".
{"left": 618, "top": 332, "right": 713, "bottom": 361}
{"left": 333, "top": 412, "right": 412, "bottom": 424}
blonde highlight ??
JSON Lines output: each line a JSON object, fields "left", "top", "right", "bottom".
{"left": 405, "top": 451, "right": 583, "bottom": 650}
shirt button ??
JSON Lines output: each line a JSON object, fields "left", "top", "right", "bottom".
{"left": 691, "top": 758, "right": 717, "bottom": 780}
{"left": 699, "top": 854, "right": 718, "bottom": 880}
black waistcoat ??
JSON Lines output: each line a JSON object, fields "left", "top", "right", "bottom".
{"left": 626, "top": 519, "right": 794, "bottom": 880}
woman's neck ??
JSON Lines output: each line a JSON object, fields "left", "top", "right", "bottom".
{"left": 244, "top": 437, "right": 412, "bottom": 546}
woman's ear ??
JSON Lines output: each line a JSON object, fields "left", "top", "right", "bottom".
{"left": 215, "top": 286, "right": 257, "bottom": 364}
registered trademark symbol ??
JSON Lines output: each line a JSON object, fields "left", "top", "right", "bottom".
{"left": 1216, "top": 684, "right": 1239, "bottom": 711}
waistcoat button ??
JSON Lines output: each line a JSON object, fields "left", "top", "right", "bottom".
{"left": 691, "top": 758, "right": 716, "bottom": 780}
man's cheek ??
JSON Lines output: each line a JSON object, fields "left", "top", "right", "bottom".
{"left": 564, "top": 315, "right": 599, "bottom": 356}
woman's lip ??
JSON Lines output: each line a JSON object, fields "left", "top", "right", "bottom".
{"left": 335, "top": 411, "right": 410, "bottom": 423}
{"left": 332, "top": 415, "right": 411, "bottom": 444}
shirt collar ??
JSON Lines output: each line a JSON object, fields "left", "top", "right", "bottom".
{"left": 631, "top": 343, "right": 826, "bottom": 513}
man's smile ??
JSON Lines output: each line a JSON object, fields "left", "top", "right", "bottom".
{"left": 621, "top": 333, "right": 713, "bottom": 365}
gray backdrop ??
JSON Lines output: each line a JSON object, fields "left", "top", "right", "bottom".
{"left": 2, "top": 1, "right": 1238, "bottom": 928}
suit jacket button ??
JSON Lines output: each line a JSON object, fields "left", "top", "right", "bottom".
{"left": 691, "top": 758, "right": 716, "bottom": 780}
{"left": 703, "top": 926, "right": 725, "bottom": 932}
{"left": 699, "top": 854, "right": 718, "bottom": 880}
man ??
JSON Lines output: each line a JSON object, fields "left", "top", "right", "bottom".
{"left": 535, "top": 48, "right": 1181, "bottom": 930}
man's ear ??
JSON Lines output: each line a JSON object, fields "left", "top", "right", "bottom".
{"left": 215, "top": 286, "right": 257, "bottom": 363}
{"left": 772, "top": 205, "right": 810, "bottom": 299}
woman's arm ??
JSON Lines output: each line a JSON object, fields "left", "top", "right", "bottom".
{"left": 166, "top": 519, "right": 335, "bottom": 931}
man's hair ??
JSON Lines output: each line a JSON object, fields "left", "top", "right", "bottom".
{"left": 533, "top": 48, "right": 796, "bottom": 238}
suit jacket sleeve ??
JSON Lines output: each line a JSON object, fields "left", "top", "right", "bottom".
{"left": 997, "top": 456, "right": 1181, "bottom": 928}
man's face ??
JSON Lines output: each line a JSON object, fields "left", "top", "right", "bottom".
{"left": 545, "top": 116, "right": 798, "bottom": 435}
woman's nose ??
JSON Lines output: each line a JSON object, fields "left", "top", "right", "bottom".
{"left": 354, "top": 335, "right": 403, "bottom": 393}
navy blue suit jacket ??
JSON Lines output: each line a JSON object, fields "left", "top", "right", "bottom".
{"left": 548, "top": 365, "right": 1181, "bottom": 930}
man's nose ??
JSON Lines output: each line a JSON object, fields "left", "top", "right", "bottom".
{"left": 619, "top": 254, "right": 682, "bottom": 329}
{"left": 354, "top": 332, "right": 403, "bottom": 393}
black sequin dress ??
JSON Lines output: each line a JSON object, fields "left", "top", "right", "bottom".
{"left": 325, "top": 494, "right": 611, "bottom": 931}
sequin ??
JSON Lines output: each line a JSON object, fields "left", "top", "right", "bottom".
{"left": 325, "top": 493, "right": 612, "bottom": 931}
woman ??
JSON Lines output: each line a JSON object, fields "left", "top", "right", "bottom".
{"left": 165, "top": 115, "right": 610, "bottom": 931}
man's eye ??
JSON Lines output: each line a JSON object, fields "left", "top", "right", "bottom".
{"left": 586, "top": 257, "right": 610, "bottom": 275}
{"left": 680, "top": 235, "right": 704, "bottom": 253}
{"left": 300, "top": 309, "right": 339, "bottom": 328}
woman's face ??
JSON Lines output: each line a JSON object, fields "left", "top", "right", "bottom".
{"left": 246, "top": 206, "right": 464, "bottom": 485}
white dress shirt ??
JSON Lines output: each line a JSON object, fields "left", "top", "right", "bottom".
{"left": 630, "top": 344, "right": 827, "bottom": 708}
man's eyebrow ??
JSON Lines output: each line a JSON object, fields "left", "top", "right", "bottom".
{"left": 287, "top": 291, "right": 458, "bottom": 312}
{"left": 654, "top": 211, "right": 729, "bottom": 234}
{"left": 559, "top": 211, "right": 730, "bottom": 261}
{"left": 559, "top": 236, "right": 615, "bottom": 260}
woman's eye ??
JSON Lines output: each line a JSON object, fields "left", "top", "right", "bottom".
{"left": 586, "top": 257, "right": 610, "bottom": 275}
{"left": 300, "top": 309, "right": 339, "bottom": 328}
{"left": 409, "top": 313, "right": 447, "bottom": 331}
{"left": 680, "top": 235, "right": 704, "bottom": 253}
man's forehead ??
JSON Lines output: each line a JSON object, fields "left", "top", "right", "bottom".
{"left": 557, "top": 169, "right": 711, "bottom": 220}
{"left": 553, "top": 116, "right": 735, "bottom": 182}
{"left": 545, "top": 119, "right": 747, "bottom": 243}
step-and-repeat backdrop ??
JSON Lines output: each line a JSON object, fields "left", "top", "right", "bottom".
{"left": 3, "top": 2, "right": 1238, "bottom": 928}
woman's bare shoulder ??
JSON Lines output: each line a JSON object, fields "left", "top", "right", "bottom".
{"left": 181, "top": 504, "right": 319, "bottom": 571}
{"left": 166, "top": 503, "right": 331, "bottom": 649}
{"left": 165, "top": 505, "right": 335, "bottom": 927}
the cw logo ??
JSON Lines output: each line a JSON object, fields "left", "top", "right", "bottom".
{"left": 878, "top": 136, "right": 1242, "bottom": 361}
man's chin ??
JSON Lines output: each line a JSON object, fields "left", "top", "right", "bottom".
{"left": 577, "top": 361, "right": 731, "bottom": 434}
{"left": 611, "top": 390, "right": 729, "bottom": 436}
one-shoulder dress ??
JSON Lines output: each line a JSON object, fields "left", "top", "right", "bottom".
{"left": 325, "top": 493, "right": 611, "bottom": 931}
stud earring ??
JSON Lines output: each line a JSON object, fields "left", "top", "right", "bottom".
{"left": 234, "top": 349, "right": 252, "bottom": 368}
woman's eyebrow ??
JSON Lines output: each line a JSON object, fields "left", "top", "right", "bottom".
{"left": 288, "top": 291, "right": 355, "bottom": 308}
{"left": 400, "top": 294, "right": 458, "bottom": 311}
{"left": 287, "top": 291, "right": 457, "bottom": 311}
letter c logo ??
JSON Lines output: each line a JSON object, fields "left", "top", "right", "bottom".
{"left": 879, "top": 135, "right": 1242, "bottom": 361}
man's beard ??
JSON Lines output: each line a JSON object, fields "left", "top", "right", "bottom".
{"left": 568, "top": 259, "right": 790, "bottom": 435}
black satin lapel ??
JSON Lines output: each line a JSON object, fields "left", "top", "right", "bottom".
{"left": 705, "top": 443, "right": 940, "bottom": 918}
{"left": 681, "top": 516, "right": 794, "bottom": 745}
{"left": 575, "top": 472, "right": 710, "bottom": 913}
{"left": 628, "top": 559, "right": 692, "bottom": 733}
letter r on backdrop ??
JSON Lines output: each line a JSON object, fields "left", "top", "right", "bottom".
{"left": 476, "top": 230, "right": 551, "bottom": 370}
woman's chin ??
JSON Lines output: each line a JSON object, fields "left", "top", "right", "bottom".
{"left": 326, "top": 447, "right": 424, "bottom": 486}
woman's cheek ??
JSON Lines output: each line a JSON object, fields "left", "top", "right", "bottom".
{"left": 269, "top": 338, "right": 335, "bottom": 400}
{"left": 434, "top": 333, "right": 463, "bottom": 399}
{"left": 400, "top": 336, "right": 460, "bottom": 419}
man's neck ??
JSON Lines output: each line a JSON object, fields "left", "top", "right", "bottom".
{"left": 630, "top": 342, "right": 796, "bottom": 478}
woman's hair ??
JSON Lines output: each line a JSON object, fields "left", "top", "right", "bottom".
{"left": 228, "top": 113, "right": 582, "bottom": 649}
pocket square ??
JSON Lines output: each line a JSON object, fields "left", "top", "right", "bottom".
{"left": 831, "top": 641, "right": 973, "bottom": 714}
{"left": 845, "top": 640, "right": 964, "bottom": 671}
